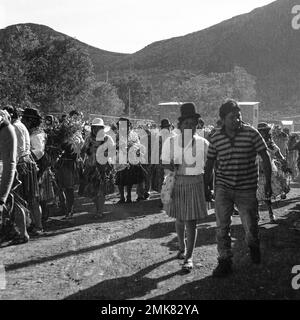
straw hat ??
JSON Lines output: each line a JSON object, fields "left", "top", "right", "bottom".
{"left": 91, "top": 118, "right": 110, "bottom": 132}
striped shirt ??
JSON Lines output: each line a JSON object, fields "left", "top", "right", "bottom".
{"left": 207, "top": 124, "right": 267, "bottom": 190}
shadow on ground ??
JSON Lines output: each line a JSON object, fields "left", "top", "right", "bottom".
{"left": 4, "top": 220, "right": 176, "bottom": 272}
{"left": 43, "top": 193, "right": 163, "bottom": 234}
{"left": 151, "top": 207, "right": 300, "bottom": 300}
{"left": 63, "top": 204, "right": 300, "bottom": 300}
{"left": 64, "top": 256, "right": 182, "bottom": 300}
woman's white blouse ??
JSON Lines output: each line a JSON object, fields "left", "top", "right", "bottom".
{"left": 161, "top": 133, "right": 209, "bottom": 175}
{"left": 30, "top": 131, "right": 46, "bottom": 161}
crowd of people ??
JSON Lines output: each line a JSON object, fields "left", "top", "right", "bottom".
{"left": 0, "top": 99, "right": 300, "bottom": 277}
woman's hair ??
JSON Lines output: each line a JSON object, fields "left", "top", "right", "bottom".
{"left": 197, "top": 118, "right": 205, "bottom": 129}
{"left": 177, "top": 117, "right": 198, "bottom": 130}
{"left": 91, "top": 125, "right": 101, "bottom": 138}
{"left": 29, "top": 116, "right": 42, "bottom": 129}
{"left": 69, "top": 110, "right": 80, "bottom": 117}
{"left": 3, "top": 105, "right": 18, "bottom": 120}
{"left": 259, "top": 129, "right": 272, "bottom": 143}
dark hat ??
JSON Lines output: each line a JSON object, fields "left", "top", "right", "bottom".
{"left": 257, "top": 122, "right": 272, "bottom": 131}
{"left": 178, "top": 102, "right": 200, "bottom": 122}
{"left": 69, "top": 110, "right": 80, "bottom": 117}
{"left": 22, "top": 107, "right": 42, "bottom": 119}
{"left": 282, "top": 127, "right": 290, "bottom": 133}
{"left": 160, "top": 118, "right": 172, "bottom": 129}
{"left": 45, "top": 115, "right": 54, "bottom": 123}
{"left": 219, "top": 100, "right": 240, "bottom": 119}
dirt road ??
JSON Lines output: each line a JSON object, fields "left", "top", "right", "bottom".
{"left": 0, "top": 184, "right": 300, "bottom": 300}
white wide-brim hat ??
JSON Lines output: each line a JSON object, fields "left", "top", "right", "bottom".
{"left": 91, "top": 118, "right": 110, "bottom": 132}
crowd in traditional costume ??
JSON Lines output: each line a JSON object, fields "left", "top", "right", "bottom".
{"left": 79, "top": 118, "right": 115, "bottom": 218}
{"left": 256, "top": 122, "right": 291, "bottom": 223}
{"left": 0, "top": 102, "right": 299, "bottom": 261}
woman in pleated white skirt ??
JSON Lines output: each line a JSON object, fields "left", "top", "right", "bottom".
{"left": 161, "top": 103, "right": 209, "bottom": 272}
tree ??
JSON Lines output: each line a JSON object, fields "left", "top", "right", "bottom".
{"left": 0, "top": 25, "right": 40, "bottom": 107}
{"left": 162, "top": 66, "right": 257, "bottom": 124}
{"left": 25, "top": 37, "right": 94, "bottom": 113}
{"left": 111, "top": 74, "right": 151, "bottom": 116}
{"left": 88, "top": 81, "right": 124, "bottom": 115}
{"left": 231, "top": 66, "right": 257, "bottom": 101}
{"left": 0, "top": 25, "right": 95, "bottom": 114}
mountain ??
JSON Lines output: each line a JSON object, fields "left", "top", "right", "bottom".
{"left": 102, "top": 0, "right": 300, "bottom": 112}
{"left": 0, "top": 23, "right": 129, "bottom": 74}
{"left": 1, "top": 0, "right": 300, "bottom": 113}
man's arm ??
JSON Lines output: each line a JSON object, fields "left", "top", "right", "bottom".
{"left": 258, "top": 149, "right": 272, "bottom": 198}
{"left": 0, "top": 125, "right": 17, "bottom": 206}
{"left": 204, "top": 158, "right": 215, "bottom": 186}
{"left": 204, "top": 158, "right": 215, "bottom": 201}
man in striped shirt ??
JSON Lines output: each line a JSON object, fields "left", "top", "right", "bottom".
{"left": 204, "top": 100, "right": 272, "bottom": 278}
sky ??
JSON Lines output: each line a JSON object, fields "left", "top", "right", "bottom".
{"left": 0, "top": 0, "right": 276, "bottom": 53}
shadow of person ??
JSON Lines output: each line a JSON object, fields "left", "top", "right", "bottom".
{"left": 65, "top": 256, "right": 181, "bottom": 300}
{"left": 5, "top": 221, "right": 175, "bottom": 272}
{"left": 47, "top": 197, "right": 165, "bottom": 232}
{"left": 149, "top": 209, "right": 300, "bottom": 300}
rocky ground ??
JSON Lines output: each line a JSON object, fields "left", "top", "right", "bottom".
{"left": 0, "top": 183, "right": 300, "bottom": 300}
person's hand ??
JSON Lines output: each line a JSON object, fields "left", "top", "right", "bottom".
{"left": 205, "top": 186, "right": 214, "bottom": 202}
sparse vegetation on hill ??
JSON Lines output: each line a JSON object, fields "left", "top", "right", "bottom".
{"left": 1, "top": 0, "right": 299, "bottom": 118}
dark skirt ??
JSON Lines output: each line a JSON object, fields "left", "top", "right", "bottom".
{"left": 39, "top": 168, "right": 56, "bottom": 202}
{"left": 151, "top": 164, "right": 165, "bottom": 192}
{"left": 17, "top": 155, "right": 40, "bottom": 204}
{"left": 115, "top": 164, "right": 145, "bottom": 186}
{"left": 55, "top": 159, "right": 76, "bottom": 189}
{"left": 80, "top": 163, "right": 115, "bottom": 198}
{"left": 2, "top": 175, "right": 31, "bottom": 239}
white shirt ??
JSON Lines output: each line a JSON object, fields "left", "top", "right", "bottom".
{"left": 13, "top": 119, "right": 31, "bottom": 162}
{"left": 151, "top": 129, "right": 176, "bottom": 165}
{"left": 30, "top": 130, "right": 46, "bottom": 161}
{"left": 96, "top": 134, "right": 116, "bottom": 165}
{"left": 161, "top": 133, "right": 209, "bottom": 175}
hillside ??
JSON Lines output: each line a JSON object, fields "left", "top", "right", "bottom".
{"left": 0, "top": 23, "right": 129, "bottom": 74}
{"left": 1, "top": 0, "right": 300, "bottom": 113}
{"left": 103, "top": 0, "right": 300, "bottom": 112}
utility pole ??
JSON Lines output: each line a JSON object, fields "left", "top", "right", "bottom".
{"left": 128, "top": 88, "right": 131, "bottom": 119}
{"left": 61, "top": 93, "right": 65, "bottom": 114}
